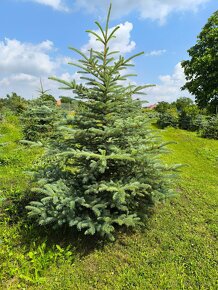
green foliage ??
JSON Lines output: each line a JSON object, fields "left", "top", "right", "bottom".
{"left": 0, "top": 115, "right": 217, "bottom": 289}
{"left": 156, "top": 98, "right": 213, "bottom": 135}
{"left": 0, "top": 113, "right": 43, "bottom": 203}
{"left": 0, "top": 116, "right": 74, "bottom": 287}
{"left": 21, "top": 99, "right": 64, "bottom": 142}
{"left": 36, "top": 79, "right": 57, "bottom": 104}
{"left": 200, "top": 115, "right": 218, "bottom": 139}
{"left": 157, "top": 107, "right": 179, "bottom": 129}
{"left": 26, "top": 5, "right": 178, "bottom": 241}
{"left": 26, "top": 128, "right": 218, "bottom": 290}
{"left": 181, "top": 10, "right": 218, "bottom": 114}
{"left": 38, "top": 94, "right": 56, "bottom": 104}
{"left": 0, "top": 221, "right": 74, "bottom": 287}
{"left": 192, "top": 113, "right": 208, "bottom": 131}
{"left": 0, "top": 113, "right": 24, "bottom": 168}
{"left": 0, "top": 92, "right": 29, "bottom": 115}
{"left": 155, "top": 101, "right": 174, "bottom": 114}
{"left": 60, "top": 96, "right": 73, "bottom": 103}
{"left": 20, "top": 81, "right": 62, "bottom": 142}
{"left": 178, "top": 104, "right": 200, "bottom": 131}
{"left": 173, "top": 97, "right": 193, "bottom": 112}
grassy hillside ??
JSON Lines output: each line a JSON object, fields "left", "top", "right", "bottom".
{"left": 0, "top": 117, "right": 217, "bottom": 289}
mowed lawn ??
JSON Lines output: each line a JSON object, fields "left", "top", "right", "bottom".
{"left": 0, "top": 119, "right": 217, "bottom": 289}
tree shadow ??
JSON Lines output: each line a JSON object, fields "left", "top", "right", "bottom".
{"left": 3, "top": 192, "right": 155, "bottom": 259}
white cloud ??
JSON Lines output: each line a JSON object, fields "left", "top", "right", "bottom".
{"left": 0, "top": 72, "right": 77, "bottom": 99}
{"left": 144, "top": 49, "right": 166, "bottom": 57}
{"left": 144, "top": 63, "right": 193, "bottom": 104}
{"left": 28, "top": 0, "right": 69, "bottom": 11}
{"left": 81, "top": 22, "right": 135, "bottom": 55}
{"left": 0, "top": 31, "right": 133, "bottom": 99}
{"left": 22, "top": 0, "right": 209, "bottom": 23}
{"left": 0, "top": 36, "right": 190, "bottom": 104}
{"left": 74, "top": 0, "right": 209, "bottom": 23}
{"left": 0, "top": 38, "right": 77, "bottom": 99}
{"left": 0, "top": 73, "right": 40, "bottom": 98}
{"left": 0, "top": 38, "right": 56, "bottom": 76}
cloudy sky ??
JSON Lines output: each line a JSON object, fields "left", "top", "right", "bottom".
{"left": 0, "top": 0, "right": 217, "bottom": 103}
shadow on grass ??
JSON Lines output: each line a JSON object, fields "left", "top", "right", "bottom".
{"left": 2, "top": 190, "right": 154, "bottom": 259}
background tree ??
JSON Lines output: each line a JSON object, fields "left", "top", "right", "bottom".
{"left": 181, "top": 10, "right": 218, "bottom": 114}
{"left": 36, "top": 79, "right": 56, "bottom": 104}
{"left": 21, "top": 82, "right": 63, "bottom": 142}
{"left": 155, "top": 97, "right": 207, "bottom": 131}
{"left": 178, "top": 104, "right": 200, "bottom": 131}
{"left": 157, "top": 107, "right": 179, "bottom": 129}
{"left": 21, "top": 100, "right": 63, "bottom": 142}
{"left": 0, "top": 92, "right": 29, "bottom": 114}
{"left": 155, "top": 101, "right": 174, "bottom": 114}
{"left": 200, "top": 115, "right": 218, "bottom": 139}
{"left": 172, "top": 97, "right": 193, "bottom": 113}
{"left": 60, "top": 96, "right": 73, "bottom": 104}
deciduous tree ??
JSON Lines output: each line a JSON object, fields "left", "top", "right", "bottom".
{"left": 181, "top": 11, "right": 218, "bottom": 114}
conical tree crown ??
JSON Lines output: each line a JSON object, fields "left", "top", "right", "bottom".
{"left": 26, "top": 5, "right": 178, "bottom": 241}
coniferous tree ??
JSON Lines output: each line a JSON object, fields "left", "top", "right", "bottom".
{"left": 21, "top": 83, "right": 63, "bottom": 142}
{"left": 26, "top": 5, "right": 179, "bottom": 240}
{"left": 21, "top": 101, "right": 61, "bottom": 142}
{"left": 0, "top": 92, "right": 29, "bottom": 115}
{"left": 37, "top": 79, "right": 56, "bottom": 104}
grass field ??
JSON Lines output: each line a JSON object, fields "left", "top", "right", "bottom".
{"left": 0, "top": 116, "right": 217, "bottom": 289}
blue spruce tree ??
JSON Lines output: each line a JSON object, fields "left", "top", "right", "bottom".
{"left": 26, "top": 5, "right": 179, "bottom": 241}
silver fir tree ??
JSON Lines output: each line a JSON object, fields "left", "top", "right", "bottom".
{"left": 26, "top": 5, "right": 180, "bottom": 241}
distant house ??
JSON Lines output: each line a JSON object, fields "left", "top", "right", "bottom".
{"left": 56, "top": 99, "right": 62, "bottom": 107}
{"left": 146, "top": 104, "right": 157, "bottom": 110}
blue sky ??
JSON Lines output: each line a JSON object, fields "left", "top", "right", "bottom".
{"left": 0, "top": 0, "right": 217, "bottom": 103}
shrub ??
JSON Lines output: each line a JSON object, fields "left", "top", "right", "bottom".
{"left": 26, "top": 5, "right": 179, "bottom": 241}
{"left": 157, "top": 107, "right": 179, "bottom": 129}
{"left": 193, "top": 114, "right": 208, "bottom": 131}
{"left": 173, "top": 97, "right": 193, "bottom": 113}
{"left": 155, "top": 101, "right": 173, "bottom": 114}
{"left": 21, "top": 100, "right": 64, "bottom": 142}
{"left": 0, "top": 93, "right": 29, "bottom": 115}
{"left": 179, "top": 105, "right": 200, "bottom": 131}
{"left": 200, "top": 115, "right": 218, "bottom": 139}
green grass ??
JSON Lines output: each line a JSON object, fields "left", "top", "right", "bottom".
{"left": 0, "top": 114, "right": 43, "bottom": 197}
{"left": 0, "top": 115, "right": 75, "bottom": 289}
{"left": 0, "top": 120, "right": 217, "bottom": 289}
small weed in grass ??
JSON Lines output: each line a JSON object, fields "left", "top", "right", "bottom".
{"left": 0, "top": 220, "right": 74, "bottom": 288}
